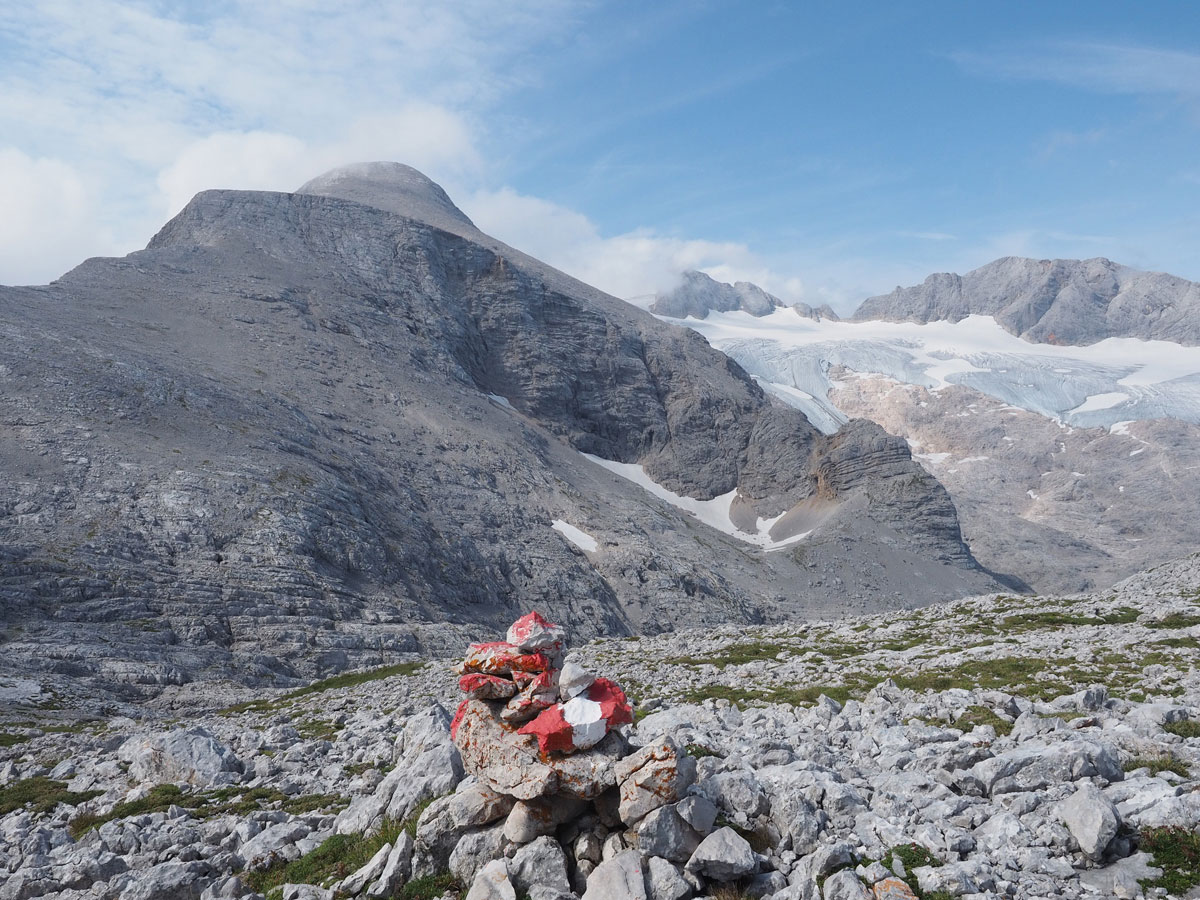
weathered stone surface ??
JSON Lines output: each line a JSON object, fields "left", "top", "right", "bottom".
{"left": 684, "top": 827, "right": 756, "bottom": 882}
{"left": 636, "top": 804, "right": 701, "bottom": 863}
{"left": 1056, "top": 783, "right": 1120, "bottom": 860}
{"left": 509, "top": 835, "right": 571, "bottom": 895}
{"left": 337, "top": 841, "right": 392, "bottom": 897}
{"left": 582, "top": 850, "right": 647, "bottom": 900}
{"left": 644, "top": 855, "right": 691, "bottom": 900}
{"left": 503, "top": 796, "right": 587, "bottom": 844}
{"left": 449, "top": 823, "right": 509, "bottom": 889}
{"left": 615, "top": 737, "right": 697, "bottom": 825}
{"left": 872, "top": 877, "right": 919, "bottom": 900}
{"left": 452, "top": 699, "right": 559, "bottom": 800}
{"left": 823, "top": 868, "right": 873, "bottom": 900}
{"left": 367, "top": 832, "right": 413, "bottom": 898}
{"left": 466, "top": 859, "right": 517, "bottom": 900}
{"left": 117, "top": 728, "right": 242, "bottom": 787}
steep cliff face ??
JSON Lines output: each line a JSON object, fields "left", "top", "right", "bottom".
{"left": 0, "top": 163, "right": 997, "bottom": 701}
{"left": 853, "top": 256, "right": 1200, "bottom": 345}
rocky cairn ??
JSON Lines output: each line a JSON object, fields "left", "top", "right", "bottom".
{"left": 396, "top": 612, "right": 752, "bottom": 900}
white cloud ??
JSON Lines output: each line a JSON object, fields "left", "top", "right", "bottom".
{"left": 0, "top": 0, "right": 576, "bottom": 283}
{"left": 157, "top": 105, "right": 483, "bottom": 217}
{"left": 0, "top": 149, "right": 121, "bottom": 284}
{"left": 464, "top": 186, "right": 807, "bottom": 302}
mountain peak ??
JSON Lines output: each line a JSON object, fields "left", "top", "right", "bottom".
{"left": 296, "top": 161, "right": 475, "bottom": 231}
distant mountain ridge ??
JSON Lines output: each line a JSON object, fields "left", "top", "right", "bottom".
{"left": 651, "top": 269, "right": 839, "bottom": 322}
{"left": 853, "top": 256, "right": 1200, "bottom": 346}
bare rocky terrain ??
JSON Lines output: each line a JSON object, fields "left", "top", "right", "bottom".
{"left": 0, "top": 162, "right": 1002, "bottom": 706}
{"left": 2, "top": 553, "right": 1199, "bottom": 900}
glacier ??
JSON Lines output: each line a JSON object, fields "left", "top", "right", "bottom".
{"left": 665, "top": 309, "right": 1200, "bottom": 432}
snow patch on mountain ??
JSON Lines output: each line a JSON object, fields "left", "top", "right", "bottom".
{"left": 582, "top": 453, "right": 809, "bottom": 551}
{"left": 551, "top": 519, "right": 598, "bottom": 553}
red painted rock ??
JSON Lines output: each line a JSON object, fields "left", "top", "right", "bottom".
{"left": 500, "top": 670, "right": 559, "bottom": 725}
{"left": 506, "top": 611, "right": 566, "bottom": 652}
{"left": 452, "top": 699, "right": 558, "bottom": 800}
{"left": 517, "top": 677, "right": 632, "bottom": 753}
{"left": 458, "top": 641, "right": 550, "bottom": 677}
{"left": 458, "top": 673, "right": 518, "bottom": 701}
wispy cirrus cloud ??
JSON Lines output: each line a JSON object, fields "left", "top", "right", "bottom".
{"left": 953, "top": 41, "right": 1200, "bottom": 97}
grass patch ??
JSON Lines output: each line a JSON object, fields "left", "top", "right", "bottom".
{"left": 1001, "top": 607, "right": 1140, "bottom": 631}
{"left": 1165, "top": 719, "right": 1200, "bottom": 739}
{"left": 890, "top": 841, "right": 943, "bottom": 872}
{"left": 668, "top": 641, "right": 794, "bottom": 668}
{"left": 1145, "top": 612, "right": 1200, "bottom": 630}
{"left": 1154, "top": 636, "right": 1200, "bottom": 650}
{"left": 398, "top": 874, "right": 459, "bottom": 899}
{"left": 1125, "top": 755, "right": 1189, "bottom": 778}
{"left": 951, "top": 705, "right": 1014, "bottom": 736}
{"left": 69, "top": 784, "right": 346, "bottom": 838}
{"left": 678, "top": 681, "right": 869, "bottom": 709}
{"left": 1140, "top": 826, "right": 1200, "bottom": 894}
{"left": 247, "top": 797, "right": 444, "bottom": 894}
{"left": 685, "top": 743, "right": 723, "bottom": 759}
{"left": 894, "top": 656, "right": 1056, "bottom": 696}
{"left": 0, "top": 777, "right": 102, "bottom": 817}
{"left": 0, "top": 732, "right": 27, "bottom": 748}
{"left": 223, "top": 660, "right": 427, "bottom": 714}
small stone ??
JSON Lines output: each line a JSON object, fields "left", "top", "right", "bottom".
{"left": 684, "top": 826, "right": 756, "bottom": 882}
{"left": 466, "top": 859, "right": 517, "bottom": 900}
{"left": 583, "top": 849, "right": 648, "bottom": 900}
{"left": 1056, "top": 782, "right": 1120, "bottom": 860}
{"left": 872, "top": 876, "right": 919, "bottom": 900}
{"left": 823, "top": 869, "right": 872, "bottom": 900}
{"left": 507, "top": 611, "right": 566, "bottom": 652}
{"left": 644, "top": 856, "right": 691, "bottom": 900}
{"left": 614, "top": 736, "right": 696, "bottom": 825}
{"left": 509, "top": 835, "right": 571, "bottom": 895}
{"left": 559, "top": 660, "right": 596, "bottom": 699}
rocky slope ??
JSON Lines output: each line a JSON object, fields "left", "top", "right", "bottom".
{"left": 853, "top": 256, "right": 1200, "bottom": 346}
{"left": 0, "top": 162, "right": 999, "bottom": 704}
{"left": 2, "top": 553, "right": 1199, "bottom": 900}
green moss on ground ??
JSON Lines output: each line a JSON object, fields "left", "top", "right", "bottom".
{"left": 223, "top": 660, "right": 427, "bottom": 714}
{"left": 1140, "top": 826, "right": 1200, "bottom": 894}
{"left": 247, "top": 795, "right": 444, "bottom": 894}
{"left": 1124, "top": 755, "right": 1189, "bottom": 778}
{"left": 951, "top": 705, "right": 1014, "bottom": 736}
{"left": 0, "top": 777, "right": 102, "bottom": 817}
{"left": 69, "top": 784, "right": 347, "bottom": 839}
{"left": 1145, "top": 612, "right": 1200, "bottom": 630}
{"left": 1165, "top": 719, "right": 1200, "bottom": 739}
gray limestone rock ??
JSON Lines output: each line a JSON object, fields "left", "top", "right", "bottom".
{"left": 582, "top": 850, "right": 647, "bottom": 900}
{"left": 509, "top": 836, "right": 571, "bottom": 895}
{"left": 644, "top": 855, "right": 691, "bottom": 900}
{"left": 684, "top": 827, "right": 756, "bottom": 882}
{"left": 1056, "top": 783, "right": 1120, "bottom": 860}
{"left": 117, "top": 728, "right": 242, "bottom": 787}
{"left": 821, "top": 869, "right": 872, "bottom": 900}
{"left": 466, "top": 859, "right": 517, "bottom": 900}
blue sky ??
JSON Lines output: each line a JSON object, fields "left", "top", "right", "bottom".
{"left": 1, "top": 1, "right": 1198, "bottom": 310}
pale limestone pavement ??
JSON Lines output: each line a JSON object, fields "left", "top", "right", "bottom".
{"left": 2, "top": 556, "right": 1200, "bottom": 899}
